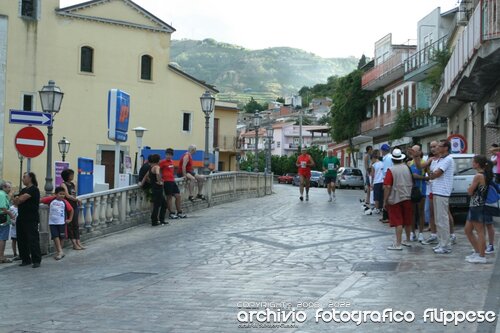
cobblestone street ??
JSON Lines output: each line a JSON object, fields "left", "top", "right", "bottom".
{"left": 0, "top": 184, "right": 498, "bottom": 333}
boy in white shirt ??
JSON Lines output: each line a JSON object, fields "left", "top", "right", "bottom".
{"left": 40, "top": 187, "right": 74, "bottom": 260}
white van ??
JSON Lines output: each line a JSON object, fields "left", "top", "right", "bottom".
{"left": 449, "top": 154, "right": 476, "bottom": 214}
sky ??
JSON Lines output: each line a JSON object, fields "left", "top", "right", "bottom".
{"left": 59, "top": 0, "right": 460, "bottom": 58}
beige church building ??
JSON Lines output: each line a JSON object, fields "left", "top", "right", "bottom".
{"left": 1, "top": 0, "right": 237, "bottom": 189}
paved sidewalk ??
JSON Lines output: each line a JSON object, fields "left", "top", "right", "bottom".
{"left": 0, "top": 184, "right": 498, "bottom": 333}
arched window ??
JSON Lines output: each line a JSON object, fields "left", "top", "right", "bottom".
{"left": 141, "top": 55, "right": 152, "bottom": 80}
{"left": 80, "top": 46, "right": 93, "bottom": 73}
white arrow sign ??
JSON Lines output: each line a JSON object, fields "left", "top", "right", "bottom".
{"left": 9, "top": 110, "right": 53, "bottom": 126}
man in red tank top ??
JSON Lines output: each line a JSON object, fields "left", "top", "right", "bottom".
{"left": 178, "top": 144, "right": 206, "bottom": 202}
{"left": 296, "top": 150, "right": 315, "bottom": 201}
{"left": 160, "top": 148, "right": 187, "bottom": 219}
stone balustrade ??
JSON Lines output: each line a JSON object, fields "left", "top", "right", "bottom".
{"left": 38, "top": 172, "right": 273, "bottom": 254}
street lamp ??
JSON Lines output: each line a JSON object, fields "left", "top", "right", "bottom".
{"left": 266, "top": 125, "right": 274, "bottom": 174}
{"left": 200, "top": 91, "right": 215, "bottom": 175}
{"left": 252, "top": 112, "right": 261, "bottom": 172}
{"left": 57, "top": 137, "right": 70, "bottom": 162}
{"left": 132, "top": 126, "right": 148, "bottom": 174}
{"left": 39, "top": 80, "right": 64, "bottom": 195}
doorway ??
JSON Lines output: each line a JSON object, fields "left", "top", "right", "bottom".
{"left": 101, "top": 150, "right": 124, "bottom": 189}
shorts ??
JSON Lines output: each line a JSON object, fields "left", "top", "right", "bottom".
{"left": 0, "top": 224, "right": 9, "bottom": 241}
{"left": 373, "top": 183, "right": 384, "bottom": 202}
{"left": 387, "top": 200, "right": 413, "bottom": 227}
{"left": 298, "top": 171, "right": 311, "bottom": 179}
{"left": 50, "top": 224, "right": 66, "bottom": 240}
{"left": 164, "top": 181, "right": 180, "bottom": 196}
{"left": 324, "top": 175, "right": 336, "bottom": 184}
{"left": 467, "top": 206, "right": 493, "bottom": 224}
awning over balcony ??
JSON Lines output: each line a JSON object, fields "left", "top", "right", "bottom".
{"left": 351, "top": 135, "right": 372, "bottom": 145}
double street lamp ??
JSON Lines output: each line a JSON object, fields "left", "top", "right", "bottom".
{"left": 200, "top": 91, "right": 215, "bottom": 175}
{"left": 57, "top": 137, "right": 70, "bottom": 162}
{"left": 252, "top": 112, "right": 261, "bottom": 172}
{"left": 39, "top": 80, "right": 64, "bottom": 195}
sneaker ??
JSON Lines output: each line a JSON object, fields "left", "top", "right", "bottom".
{"left": 421, "top": 235, "right": 438, "bottom": 245}
{"left": 409, "top": 232, "right": 417, "bottom": 242}
{"left": 364, "top": 207, "right": 372, "bottom": 215}
{"left": 418, "top": 233, "right": 425, "bottom": 242}
{"left": 372, "top": 208, "right": 381, "bottom": 214}
{"left": 466, "top": 255, "right": 487, "bottom": 264}
{"left": 485, "top": 244, "right": 494, "bottom": 254}
{"left": 188, "top": 196, "right": 195, "bottom": 202}
{"left": 433, "top": 247, "right": 451, "bottom": 254}
{"left": 196, "top": 194, "right": 206, "bottom": 200}
{"left": 466, "top": 252, "right": 479, "bottom": 260}
{"left": 299, "top": 196, "right": 303, "bottom": 201}
{"left": 177, "top": 212, "right": 187, "bottom": 219}
{"left": 401, "top": 241, "right": 412, "bottom": 247}
{"left": 12, "top": 255, "right": 21, "bottom": 261}
{"left": 450, "top": 234, "right": 457, "bottom": 245}
{"left": 387, "top": 244, "right": 403, "bottom": 251}
{"left": 160, "top": 221, "right": 169, "bottom": 225}
{"left": 55, "top": 253, "right": 65, "bottom": 260}
{"left": 432, "top": 244, "right": 441, "bottom": 251}
{"left": 152, "top": 221, "right": 160, "bottom": 227}
{"left": 169, "top": 213, "right": 179, "bottom": 220}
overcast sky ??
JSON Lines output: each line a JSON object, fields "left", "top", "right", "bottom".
{"left": 60, "top": 0, "right": 459, "bottom": 58}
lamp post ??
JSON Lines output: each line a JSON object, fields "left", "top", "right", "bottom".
{"left": 200, "top": 91, "right": 215, "bottom": 175}
{"left": 17, "top": 152, "right": 24, "bottom": 191}
{"left": 266, "top": 125, "right": 274, "bottom": 174}
{"left": 132, "top": 127, "right": 148, "bottom": 175}
{"left": 252, "top": 112, "right": 261, "bottom": 172}
{"left": 57, "top": 137, "right": 70, "bottom": 162}
{"left": 39, "top": 80, "right": 64, "bottom": 195}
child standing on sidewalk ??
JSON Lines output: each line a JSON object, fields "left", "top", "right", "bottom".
{"left": 40, "top": 187, "right": 74, "bottom": 260}
{"left": 9, "top": 203, "right": 19, "bottom": 260}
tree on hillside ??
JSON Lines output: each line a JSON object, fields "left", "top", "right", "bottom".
{"left": 276, "top": 97, "right": 285, "bottom": 103}
{"left": 243, "top": 97, "right": 266, "bottom": 113}
{"left": 330, "top": 70, "right": 373, "bottom": 167}
{"left": 357, "top": 55, "right": 367, "bottom": 69}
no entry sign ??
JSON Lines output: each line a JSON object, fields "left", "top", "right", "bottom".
{"left": 15, "top": 126, "right": 46, "bottom": 158}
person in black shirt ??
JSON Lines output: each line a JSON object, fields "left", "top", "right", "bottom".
{"left": 13, "top": 172, "right": 41, "bottom": 268}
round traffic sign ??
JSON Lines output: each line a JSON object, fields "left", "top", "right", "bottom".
{"left": 15, "top": 126, "right": 46, "bottom": 158}
{"left": 447, "top": 134, "right": 467, "bottom": 154}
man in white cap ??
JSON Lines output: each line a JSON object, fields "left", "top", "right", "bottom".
{"left": 383, "top": 148, "right": 414, "bottom": 250}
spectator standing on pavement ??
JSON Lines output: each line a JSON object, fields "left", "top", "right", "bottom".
{"left": 380, "top": 144, "right": 393, "bottom": 222}
{"left": 138, "top": 156, "right": 151, "bottom": 189}
{"left": 296, "top": 150, "right": 315, "bottom": 201}
{"left": 13, "top": 172, "right": 41, "bottom": 268}
{"left": 370, "top": 150, "right": 383, "bottom": 215}
{"left": 178, "top": 145, "right": 206, "bottom": 202}
{"left": 61, "top": 169, "right": 85, "bottom": 250}
{"left": 322, "top": 149, "right": 340, "bottom": 202}
{"left": 40, "top": 187, "right": 74, "bottom": 261}
{"left": 490, "top": 143, "right": 499, "bottom": 183}
{"left": 159, "top": 148, "right": 187, "bottom": 220}
{"left": 9, "top": 203, "right": 19, "bottom": 261}
{"left": 383, "top": 148, "right": 414, "bottom": 250}
{"left": 363, "top": 146, "right": 373, "bottom": 206}
{"left": 429, "top": 140, "right": 455, "bottom": 254}
{"left": 464, "top": 155, "right": 494, "bottom": 264}
{"left": 142, "top": 154, "right": 166, "bottom": 226}
{"left": 0, "top": 181, "right": 13, "bottom": 263}
{"left": 407, "top": 145, "right": 428, "bottom": 242}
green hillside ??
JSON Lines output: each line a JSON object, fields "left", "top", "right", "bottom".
{"left": 169, "top": 38, "right": 358, "bottom": 104}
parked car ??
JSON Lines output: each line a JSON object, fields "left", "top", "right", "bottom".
{"left": 277, "top": 173, "right": 296, "bottom": 184}
{"left": 310, "top": 171, "right": 325, "bottom": 187}
{"left": 292, "top": 174, "right": 300, "bottom": 186}
{"left": 336, "top": 167, "right": 364, "bottom": 189}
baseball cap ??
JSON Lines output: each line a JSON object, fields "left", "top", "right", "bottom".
{"left": 381, "top": 144, "right": 390, "bottom": 152}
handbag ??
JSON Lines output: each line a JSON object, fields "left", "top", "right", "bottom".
{"left": 407, "top": 165, "right": 422, "bottom": 203}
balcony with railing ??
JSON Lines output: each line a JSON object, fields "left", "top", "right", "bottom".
{"left": 360, "top": 111, "right": 397, "bottom": 135}
{"left": 432, "top": 0, "right": 500, "bottom": 116}
{"left": 362, "top": 48, "right": 415, "bottom": 91}
{"left": 406, "top": 115, "right": 447, "bottom": 137}
{"left": 404, "top": 35, "right": 448, "bottom": 82}
{"left": 214, "top": 135, "right": 237, "bottom": 152}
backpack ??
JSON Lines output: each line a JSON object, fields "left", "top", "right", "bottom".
{"left": 484, "top": 182, "right": 500, "bottom": 216}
